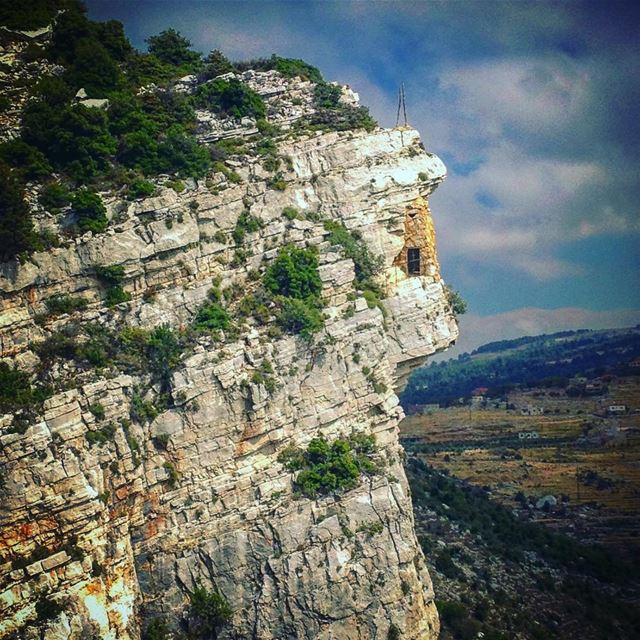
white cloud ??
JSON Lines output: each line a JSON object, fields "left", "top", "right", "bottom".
{"left": 404, "top": 55, "right": 638, "bottom": 283}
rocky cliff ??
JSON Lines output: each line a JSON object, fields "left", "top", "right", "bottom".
{"left": 0, "top": 61, "right": 458, "bottom": 639}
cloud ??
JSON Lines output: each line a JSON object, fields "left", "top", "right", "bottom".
{"left": 431, "top": 307, "right": 640, "bottom": 362}
{"left": 412, "top": 51, "right": 640, "bottom": 286}
{"left": 84, "top": 0, "right": 639, "bottom": 317}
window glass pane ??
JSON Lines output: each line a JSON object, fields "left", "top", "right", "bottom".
{"left": 407, "top": 248, "right": 420, "bottom": 274}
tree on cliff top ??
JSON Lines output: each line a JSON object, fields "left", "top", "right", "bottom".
{"left": 146, "top": 28, "right": 201, "bottom": 68}
{"left": 0, "top": 162, "right": 36, "bottom": 261}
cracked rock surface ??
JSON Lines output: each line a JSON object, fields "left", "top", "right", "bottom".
{"left": 0, "top": 70, "right": 457, "bottom": 639}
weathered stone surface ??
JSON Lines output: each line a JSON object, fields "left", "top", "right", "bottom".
{"left": 0, "top": 66, "right": 458, "bottom": 640}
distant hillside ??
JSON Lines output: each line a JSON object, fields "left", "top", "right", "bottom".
{"left": 401, "top": 326, "right": 640, "bottom": 407}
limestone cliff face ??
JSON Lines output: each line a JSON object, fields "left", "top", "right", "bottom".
{"left": 0, "top": 72, "right": 457, "bottom": 639}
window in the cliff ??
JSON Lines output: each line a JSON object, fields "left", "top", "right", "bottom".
{"left": 407, "top": 248, "right": 421, "bottom": 275}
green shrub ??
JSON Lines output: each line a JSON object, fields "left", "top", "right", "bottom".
{"left": 0, "top": 139, "right": 52, "bottom": 179}
{"left": 263, "top": 245, "right": 321, "bottom": 300}
{"left": 273, "top": 56, "right": 322, "bottom": 82}
{"left": 126, "top": 177, "right": 155, "bottom": 199}
{"left": 85, "top": 422, "right": 117, "bottom": 446}
{"left": 256, "top": 137, "right": 277, "bottom": 157}
{"left": 0, "top": 1, "right": 60, "bottom": 30}
{"left": 200, "top": 49, "right": 234, "bottom": 80}
{"left": 279, "top": 434, "right": 378, "bottom": 498}
{"left": 88, "top": 402, "right": 106, "bottom": 419}
{"left": 310, "top": 82, "right": 377, "bottom": 132}
{"left": 143, "top": 617, "right": 171, "bottom": 640}
{"left": 72, "top": 189, "right": 108, "bottom": 233}
{"left": 22, "top": 101, "right": 117, "bottom": 182}
{"left": 45, "top": 295, "right": 88, "bottom": 316}
{"left": 445, "top": 286, "right": 467, "bottom": 315}
{"left": 39, "top": 182, "right": 71, "bottom": 210}
{"left": 146, "top": 29, "right": 201, "bottom": 68}
{"left": 434, "top": 549, "right": 462, "bottom": 579}
{"left": 0, "top": 162, "right": 37, "bottom": 261}
{"left": 130, "top": 392, "right": 159, "bottom": 423}
{"left": 212, "top": 161, "right": 241, "bottom": 184}
{"left": 193, "top": 302, "right": 231, "bottom": 332}
{"left": 157, "top": 126, "right": 211, "bottom": 178}
{"left": 232, "top": 210, "right": 262, "bottom": 244}
{"left": 125, "top": 52, "right": 177, "bottom": 87}
{"left": 324, "top": 221, "right": 383, "bottom": 292}
{"left": 0, "top": 362, "right": 33, "bottom": 414}
{"left": 282, "top": 206, "right": 300, "bottom": 221}
{"left": 166, "top": 179, "right": 185, "bottom": 193}
{"left": 275, "top": 297, "right": 323, "bottom": 340}
{"left": 235, "top": 54, "right": 322, "bottom": 83}
{"left": 35, "top": 595, "right": 63, "bottom": 622}
{"left": 266, "top": 173, "right": 287, "bottom": 190}
{"left": 189, "top": 586, "right": 232, "bottom": 638}
{"left": 313, "top": 82, "right": 342, "bottom": 109}
{"left": 263, "top": 245, "right": 324, "bottom": 339}
{"left": 32, "top": 331, "right": 78, "bottom": 364}
{"left": 33, "top": 75, "right": 74, "bottom": 107}
{"left": 194, "top": 78, "right": 266, "bottom": 119}
{"left": 262, "top": 156, "right": 280, "bottom": 172}
{"left": 66, "top": 37, "right": 123, "bottom": 95}
{"left": 147, "top": 325, "right": 182, "bottom": 391}
{"left": 163, "top": 462, "right": 179, "bottom": 488}
{"left": 256, "top": 118, "right": 280, "bottom": 136}
{"left": 95, "top": 264, "right": 131, "bottom": 307}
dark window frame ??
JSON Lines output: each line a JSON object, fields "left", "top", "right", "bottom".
{"left": 407, "top": 247, "right": 421, "bottom": 275}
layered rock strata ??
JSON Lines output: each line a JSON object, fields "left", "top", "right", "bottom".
{"left": 0, "top": 80, "right": 457, "bottom": 638}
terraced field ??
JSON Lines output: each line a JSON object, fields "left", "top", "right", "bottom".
{"left": 401, "top": 377, "right": 640, "bottom": 551}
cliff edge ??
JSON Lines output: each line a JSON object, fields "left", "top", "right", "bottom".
{"left": 0, "top": 54, "right": 458, "bottom": 639}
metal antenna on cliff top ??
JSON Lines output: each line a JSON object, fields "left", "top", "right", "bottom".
{"left": 396, "top": 82, "right": 408, "bottom": 127}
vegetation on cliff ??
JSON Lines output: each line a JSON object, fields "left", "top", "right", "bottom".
{"left": 278, "top": 434, "right": 379, "bottom": 498}
{"left": 0, "top": 1, "right": 377, "bottom": 260}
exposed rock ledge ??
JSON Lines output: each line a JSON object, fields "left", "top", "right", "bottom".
{"left": 0, "top": 119, "right": 457, "bottom": 639}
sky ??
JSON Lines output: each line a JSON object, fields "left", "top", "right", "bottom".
{"left": 87, "top": 0, "right": 640, "bottom": 353}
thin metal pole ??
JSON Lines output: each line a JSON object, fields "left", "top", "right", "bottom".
{"left": 401, "top": 82, "right": 408, "bottom": 126}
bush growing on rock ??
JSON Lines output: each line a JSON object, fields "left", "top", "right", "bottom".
{"left": 35, "top": 595, "right": 64, "bottom": 622}
{"left": 45, "top": 295, "right": 88, "bottom": 316}
{"left": 274, "top": 297, "right": 323, "bottom": 340}
{"left": 310, "top": 82, "right": 377, "bottom": 133}
{"left": 146, "top": 29, "right": 201, "bottom": 69}
{"left": 94, "top": 264, "right": 131, "bottom": 307}
{"left": 66, "top": 37, "right": 123, "bottom": 95}
{"left": 72, "top": 189, "right": 108, "bottom": 233}
{"left": 0, "top": 362, "right": 33, "bottom": 414}
{"left": 232, "top": 210, "right": 262, "bottom": 244}
{"left": 142, "top": 617, "right": 171, "bottom": 640}
{"left": 39, "top": 182, "right": 71, "bottom": 210}
{"left": 0, "top": 1, "right": 60, "bottom": 30}
{"left": 263, "top": 245, "right": 324, "bottom": 339}
{"left": 0, "top": 139, "right": 52, "bottom": 180}
{"left": 189, "top": 586, "right": 232, "bottom": 638}
{"left": 235, "top": 54, "right": 323, "bottom": 83}
{"left": 193, "top": 302, "right": 232, "bottom": 333}
{"left": 0, "top": 162, "right": 37, "bottom": 261}
{"left": 125, "top": 177, "right": 156, "bottom": 200}
{"left": 200, "top": 49, "right": 234, "bottom": 80}
{"left": 22, "top": 102, "right": 117, "bottom": 182}
{"left": 445, "top": 286, "right": 467, "bottom": 315}
{"left": 194, "top": 78, "right": 266, "bottom": 120}
{"left": 264, "top": 245, "right": 321, "bottom": 300}
{"left": 324, "top": 221, "right": 383, "bottom": 295}
{"left": 279, "top": 434, "right": 378, "bottom": 498}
